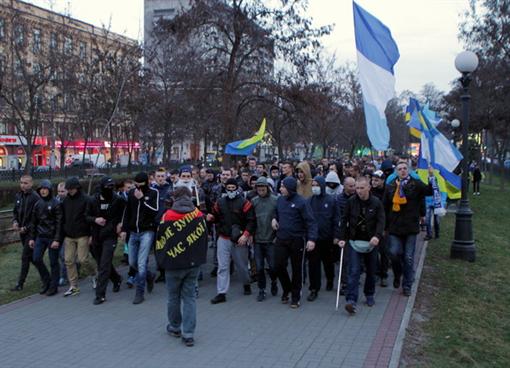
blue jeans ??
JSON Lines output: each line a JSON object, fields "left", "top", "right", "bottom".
{"left": 254, "top": 242, "right": 276, "bottom": 290}
{"left": 128, "top": 231, "right": 155, "bottom": 294}
{"left": 33, "top": 237, "right": 60, "bottom": 289}
{"left": 346, "top": 244, "right": 377, "bottom": 304}
{"left": 388, "top": 234, "right": 417, "bottom": 290}
{"left": 165, "top": 267, "right": 200, "bottom": 339}
{"left": 425, "top": 207, "right": 440, "bottom": 238}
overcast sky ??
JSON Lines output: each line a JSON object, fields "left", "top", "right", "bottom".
{"left": 26, "top": 0, "right": 470, "bottom": 94}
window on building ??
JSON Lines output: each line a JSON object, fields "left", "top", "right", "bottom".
{"left": 32, "top": 29, "right": 41, "bottom": 53}
{"left": 0, "top": 54, "right": 5, "bottom": 76}
{"left": 79, "top": 41, "right": 87, "bottom": 59}
{"left": 64, "top": 36, "right": 73, "bottom": 55}
{"left": 50, "top": 32, "right": 58, "bottom": 49}
{"left": 153, "top": 8, "right": 176, "bottom": 26}
{"left": 0, "top": 121, "right": 7, "bottom": 135}
{"left": 32, "top": 63, "right": 43, "bottom": 78}
{"left": 14, "top": 90, "right": 24, "bottom": 107}
{"left": 0, "top": 18, "right": 5, "bottom": 41}
{"left": 14, "top": 24, "right": 24, "bottom": 46}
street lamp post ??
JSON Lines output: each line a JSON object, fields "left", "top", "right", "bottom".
{"left": 451, "top": 51, "right": 478, "bottom": 262}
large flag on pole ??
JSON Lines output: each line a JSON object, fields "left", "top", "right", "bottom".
{"left": 225, "top": 118, "right": 266, "bottom": 156}
{"left": 353, "top": 1, "right": 400, "bottom": 151}
{"left": 406, "top": 98, "right": 463, "bottom": 199}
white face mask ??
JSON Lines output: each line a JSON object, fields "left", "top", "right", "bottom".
{"left": 227, "top": 190, "right": 237, "bottom": 199}
{"left": 325, "top": 187, "right": 336, "bottom": 195}
{"left": 311, "top": 186, "right": 321, "bottom": 196}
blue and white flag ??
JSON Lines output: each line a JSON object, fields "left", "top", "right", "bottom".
{"left": 353, "top": 1, "right": 400, "bottom": 151}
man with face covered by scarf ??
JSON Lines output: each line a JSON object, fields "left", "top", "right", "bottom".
{"left": 86, "top": 177, "right": 126, "bottom": 305}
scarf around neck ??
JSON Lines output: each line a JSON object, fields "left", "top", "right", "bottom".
{"left": 392, "top": 177, "right": 410, "bottom": 212}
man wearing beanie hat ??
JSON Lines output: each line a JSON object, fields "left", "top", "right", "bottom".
{"left": 272, "top": 176, "right": 318, "bottom": 308}
{"left": 87, "top": 177, "right": 125, "bottom": 304}
{"left": 28, "top": 180, "right": 63, "bottom": 296}
{"left": 61, "top": 177, "right": 92, "bottom": 297}
{"left": 371, "top": 170, "right": 389, "bottom": 287}
{"left": 207, "top": 178, "right": 256, "bottom": 304}
{"left": 120, "top": 172, "right": 159, "bottom": 304}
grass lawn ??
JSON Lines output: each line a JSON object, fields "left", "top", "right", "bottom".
{"left": 410, "top": 184, "right": 510, "bottom": 367}
{"left": 0, "top": 241, "right": 126, "bottom": 305}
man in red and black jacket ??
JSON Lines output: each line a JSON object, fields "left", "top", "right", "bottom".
{"left": 207, "top": 178, "right": 255, "bottom": 304}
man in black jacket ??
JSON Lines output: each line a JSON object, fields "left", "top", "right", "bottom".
{"left": 383, "top": 162, "right": 433, "bottom": 296}
{"left": 11, "top": 175, "right": 40, "bottom": 292}
{"left": 120, "top": 172, "right": 159, "bottom": 304}
{"left": 87, "top": 177, "right": 125, "bottom": 305}
{"left": 207, "top": 178, "right": 255, "bottom": 304}
{"left": 28, "top": 180, "right": 63, "bottom": 296}
{"left": 371, "top": 170, "right": 390, "bottom": 287}
{"left": 339, "top": 177, "right": 385, "bottom": 314}
{"left": 61, "top": 177, "right": 92, "bottom": 297}
{"left": 272, "top": 177, "right": 318, "bottom": 308}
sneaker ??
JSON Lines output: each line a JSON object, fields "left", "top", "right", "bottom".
{"left": 39, "top": 281, "right": 50, "bottom": 295}
{"left": 393, "top": 276, "right": 401, "bottom": 289}
{"left": 424, "top": 235, "right": 432, "bottom": 241}
{"left": 147, "top": 274, "right": 155, "bottom": 293}
{"left": 403, "top": 288, "right": 412, "bottom": 297}
{"left": 290, "top": 299, "right": 300, "bottom": 309}
{"left": 113, "top": 278, "right": 122, "bottom": 293}
{"left": 46, "top": 288, "right": 58, "bottom": 296}
{"left": 64, "top": 287, "right": 80, "bottom": 297}
{"left": 127, "top": 276, "right": 135, "bottom": 289}
{"left": 281, "top": 292, "right": 290, "bottom": 304}
{"left": 133, "top": 292, "right": 144, "bottom": 304}
{"left": 167, "top": 325, "right": 181, "bottom": 338}
{"left": 10, "top": 284, "right": 23, "bottom": 292}
{"left": 345, "top": 301, "right": 357, "bottom": 315}
{"left": 307, "top": 291, "right": 318, "bottom": 302}
{"left": 366, "top": 296, "right": 375, "bottom": 307}
{"left": 210, "top": 293, "right": 226, "bottom": 304}
{"left": 380, "top": 278, "right": 388, "bottom": 288}
{"left": 91, "top": 276, "right": 97, "bottom": 289}
{"left": 93, "top": 296, "right": 105, "bottom": 305}
{"left": 243, "top": 284, "right": 252, "bottom": 295}
{"left": 326, "top": 280, "right": 334, "bottom": 291}
{"left": 210, "top": 267, "right": 218, "bottom": 278}
{"left": 270, "top": 281, "right": 278, "bottom": 296}
{"left": 257, "top": 289, "right": 266, "bottom": 302}
{"left": 182, "top": 337, "right": 194, "bottom": 347}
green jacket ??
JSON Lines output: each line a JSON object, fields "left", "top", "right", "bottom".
{"left": 251, "top": 194, "right": 277, "bottom": 243}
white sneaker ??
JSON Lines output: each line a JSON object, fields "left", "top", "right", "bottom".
{"left": 63, "top": 287, "right": 80, "bottom": 297}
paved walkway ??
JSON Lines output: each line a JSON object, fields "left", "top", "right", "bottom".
{"left": 0, "top": 238, "right": 426, "bottom": 368}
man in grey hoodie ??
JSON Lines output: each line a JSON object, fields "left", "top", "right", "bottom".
{"left": 251, "top": 177, "right": 278, "bottom": 301}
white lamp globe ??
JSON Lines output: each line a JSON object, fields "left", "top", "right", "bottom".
{"left": 455, "top": 51, "right": 479, "bottom": 73}
{"left": 451, "top": 119, "right": 461, "bottom": 128}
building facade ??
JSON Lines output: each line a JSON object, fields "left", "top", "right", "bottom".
{"left": 0, "top": 0, "right": 140, "bottom": 170}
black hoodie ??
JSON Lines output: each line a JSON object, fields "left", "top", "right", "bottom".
{"left": 122, "top": 175, "right": 159, "bottom": 233}
{"left": 62, "top": 189, "right": 91, "bottom": 238}
{"left": 29, "top": 180, "right": 63, "bottom": 242}
{"left": 87, "top": 183, "right": 126, "bottom": 241}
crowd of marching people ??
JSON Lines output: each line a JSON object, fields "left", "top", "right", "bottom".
{"left": 10, "top": 155, "right": 436, "bottom": 346}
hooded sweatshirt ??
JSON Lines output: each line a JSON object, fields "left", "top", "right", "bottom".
{"left": 296, "top": 161, "right": 313, "bottom": 198}
{"left": 307, "top": 176, "right": 340, "bottom": 241}
{"left": 29, "top": 180, "right": 63, "bottom": 242}
{"left": 122, "top": 172, "right": 159, "bottom": 233}
{"left": 251, "top": 177, "right": 277, "bottom": 243}
{"left": 62, "top": 186, "right": 91, "bottom": 238}
{"left": 325, "top": 171, "right": 344, "bottom": 195}
{"left": 275, "top": 177, "right": 318, "bottom": 241}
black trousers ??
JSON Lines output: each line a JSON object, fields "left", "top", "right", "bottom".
{"left": 307, "top": 238, "right": 335, "bottom": 291}
{"left": 274, "top": 237, "right": 305, "bottom": 301}
{"left": 18, "top": 234, "right": 37, "bottom": 285}
{"left": 473, "top": 180, "right": 481, "bottom": 193}
{"left": 91, "top": 238, "right": 121, "bottom": 298}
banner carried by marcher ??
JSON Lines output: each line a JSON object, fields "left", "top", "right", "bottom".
{"left": 155, "top": 208, "right": 208, "bottom": 270}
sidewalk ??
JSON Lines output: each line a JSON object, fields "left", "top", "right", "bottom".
{"left": 0, "top": 238, "right": 426, "bottom": 368}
